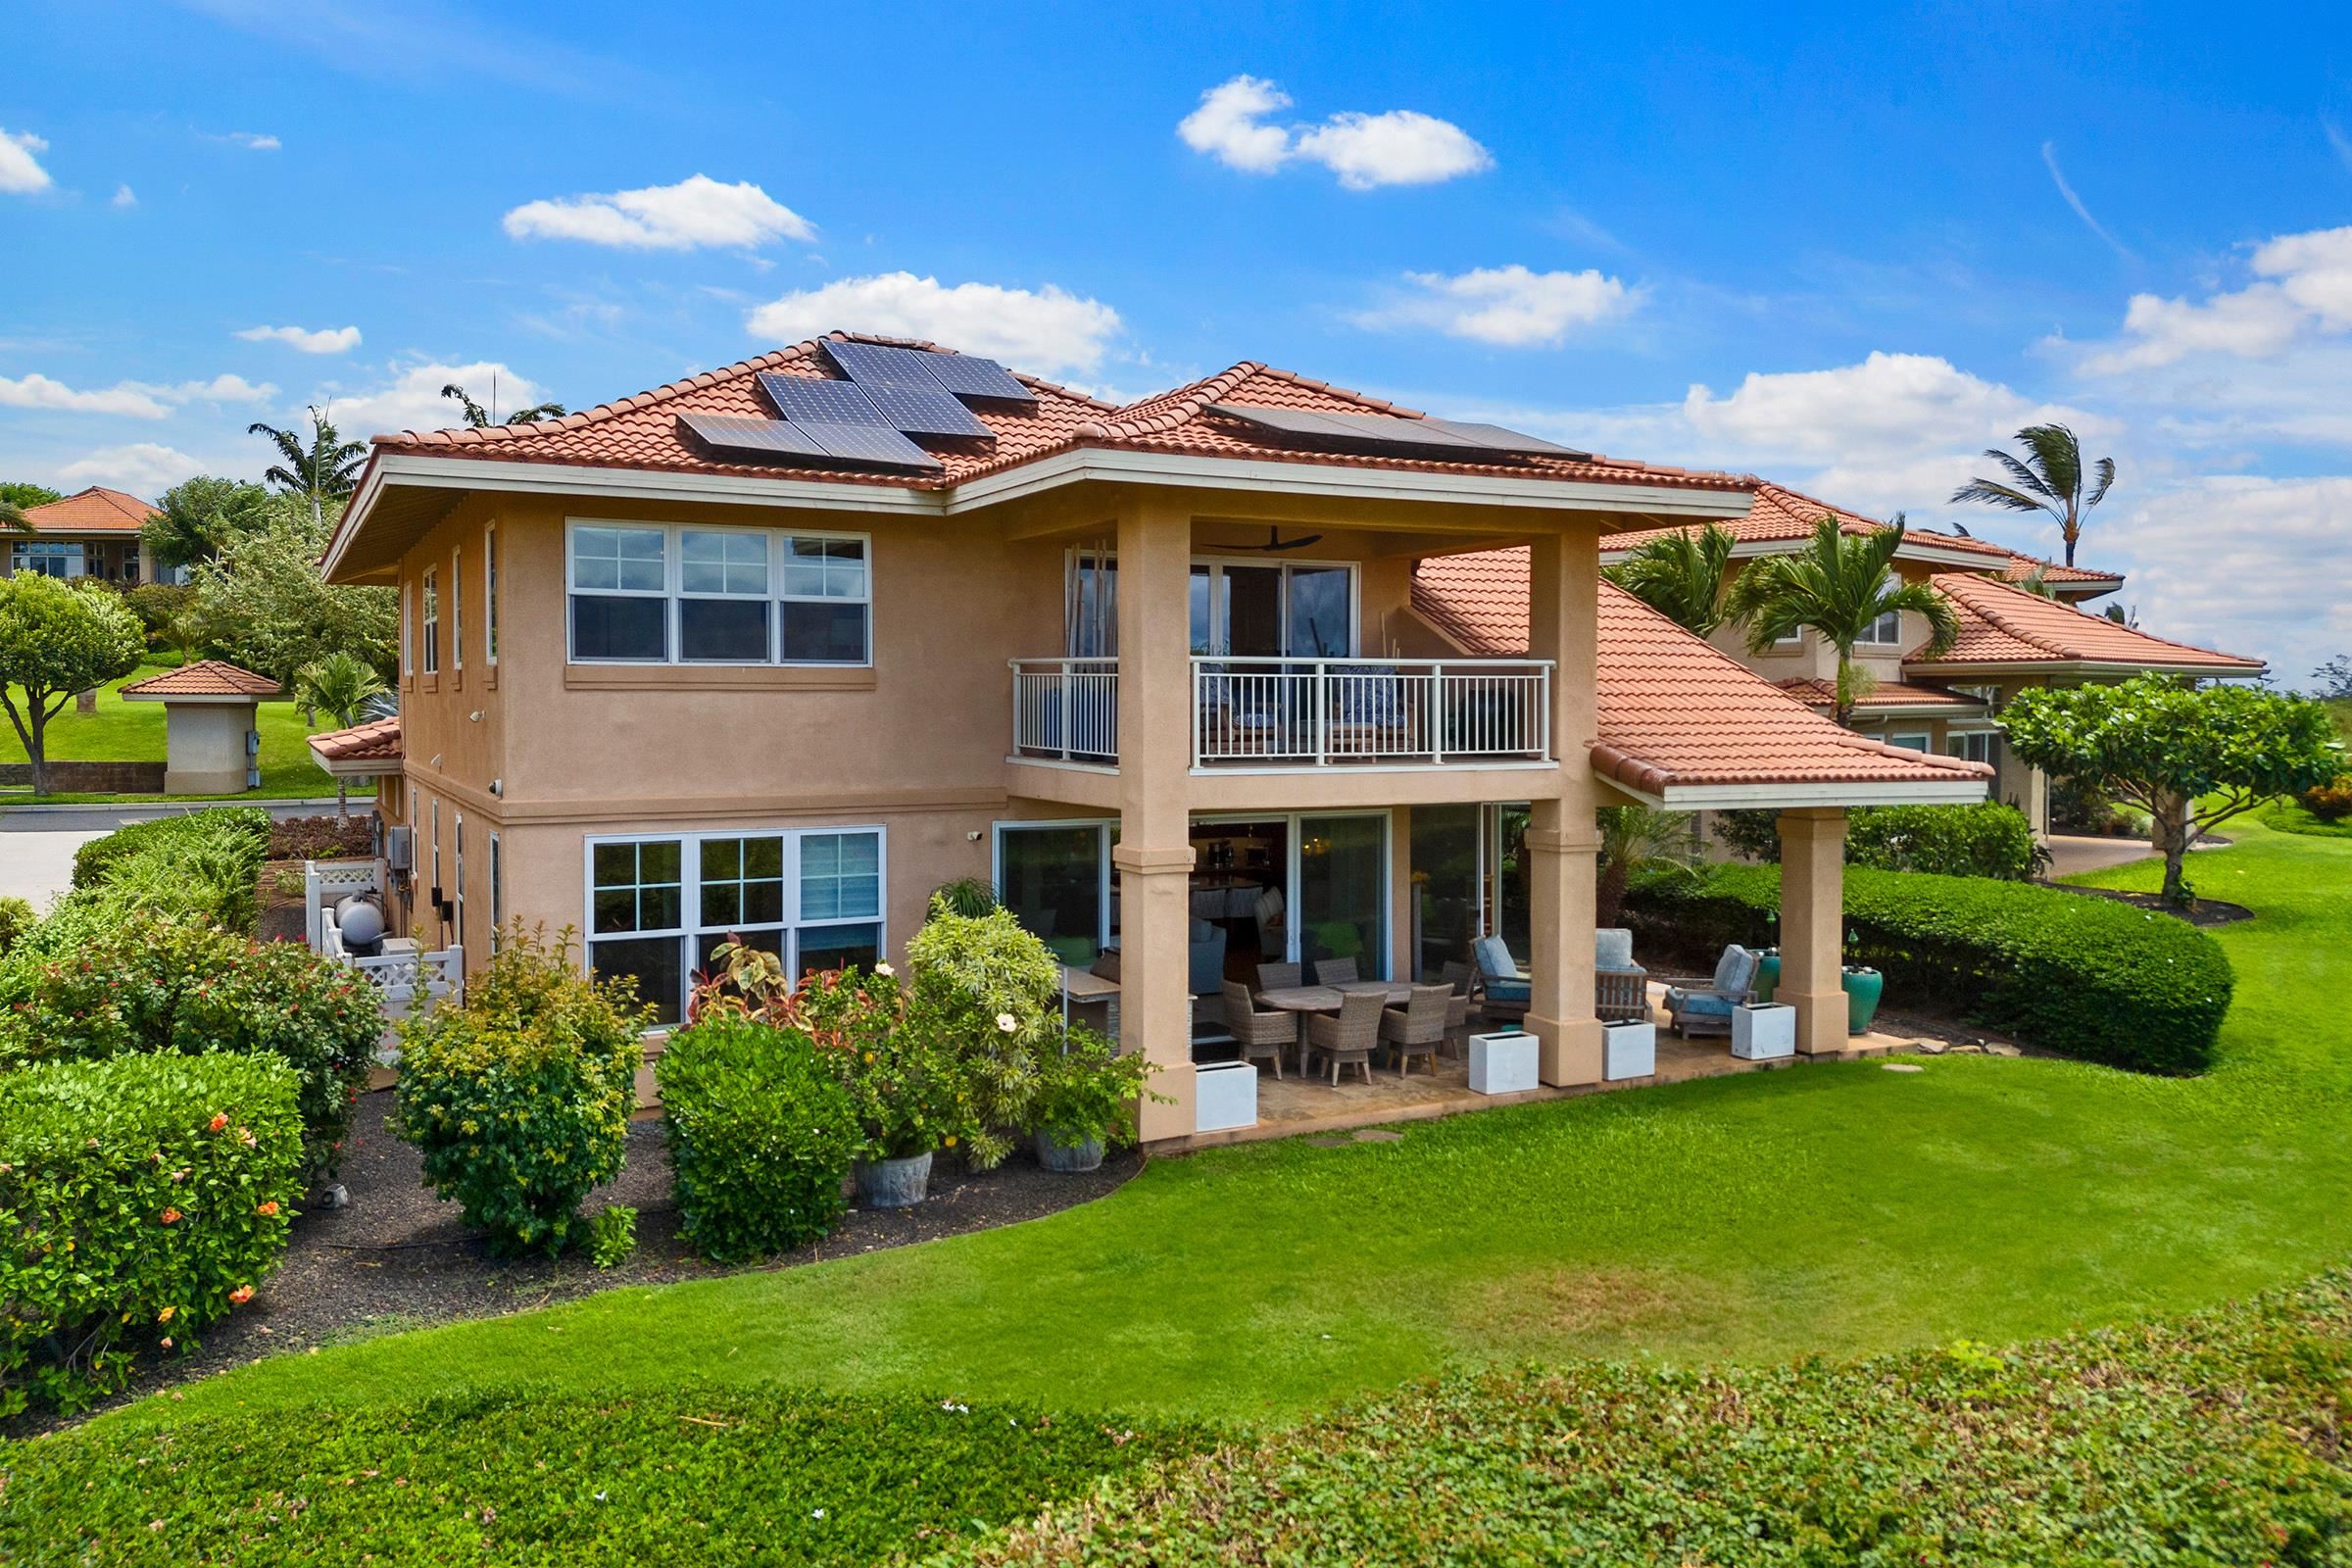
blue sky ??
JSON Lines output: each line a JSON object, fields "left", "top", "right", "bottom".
{"left": 6, "top": 1, "right": 2351, "bottom": 683}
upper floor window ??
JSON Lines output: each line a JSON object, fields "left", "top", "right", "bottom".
{"left": 401, "top": 578, "right": 413, "bottom": 676}
{"left": 421, "top": 567, "right": 441, "bottom": 674}
{"left": 484, "top": 524, "right": 499, "bottom": 664}
{"left": 1855, "top": 609, "right": 1903, "bottom": 647}
{"left": 565, "top": 520, "right": 870, "bottom": 666}
{"left": 452, "top": 547, "right": 465, "bottom": 670}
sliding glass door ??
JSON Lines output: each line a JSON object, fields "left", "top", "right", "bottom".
{"left": 995, "top": 821, "right": 1118, "bottom": 966}
{"left": 1294, "top": 813, "right": 1389, "bottom": 977}
{"left": 1190, "top": 561, "right": 1356, "bottom": 657}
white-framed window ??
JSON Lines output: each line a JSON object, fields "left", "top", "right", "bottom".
{"left": 487, "top": 831, "right": 504, "bottom": 951}
{"left": 452, "top": 547, "right": 464, "bottom": 671}
{"left": 1947, "top": 730, "right": 1998, "bottom": 766}
{"left": 1887, "top": 731, "right": 1932, "bottom": 753}
{"left": 564, "top": 520, "right": 871, "bottom": 666}
{"left": 453, "top": 812, "right": 466, "bottom": 954}
{"left": 429, "top": 797, "right": 442, "bottom": 910}
{"left": 400, "top": 578, "right": 413, "bottom": 677}
{"left": 421, "top": 566, "right": 441, "bottom": 674}
{"left": 1856, "top": 610, "right": 1904, "bottom": 647}
{"left": 484, "top": 523, "right": 498, "bottom": 665}
{"left": 12, "top": 541, "right": 83, "bottom": 578}
{"left": 584, "top": 825, "right": 886, "bottom": 1024}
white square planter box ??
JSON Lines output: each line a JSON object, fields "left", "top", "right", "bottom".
{"left": 1602, "top": 1019, "right": 1656, "bottom": 1081}
{"left": 1193, "top": 1059, "right": 1257, "bottom": 1133}
{"left": 1467, "top": 1030, "right": 1541, "bottom": 1096}
{"left": 1731, "top": 1002, "right": 1796, "bottom": 1060}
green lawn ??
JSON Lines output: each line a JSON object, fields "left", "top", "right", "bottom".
{"left": 94, "top": 813, "right": 2352, "bottom": 1433}
{"left": 0, "top": 660, "right": 335, "bottom": 803}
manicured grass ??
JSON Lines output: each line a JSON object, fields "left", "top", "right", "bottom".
{"left": 89, "top": 815, "right": 2352, "bottom": 1434}
{"left": 0, "top": 660, "right": 333, "bottom": 803}
{"left": 5, "top": 1387, "right": 1205, "bottom": 1565}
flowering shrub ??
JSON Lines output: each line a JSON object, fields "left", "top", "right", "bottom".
{"left": 657, "top": 1012, "right": 858, "bottom": 1262}
{"left": 904, "top": 896, "right": 1064, "bottom": 1165}
{"left": 391, "top": 924, "right": 648, "bottom": 1257}
{"left": 1030, "top": 1026, "right": 1159, "bottom": 1152}
{"left": 0, "top": 1053, "right": 303, "bottom": 1414}
{"left": 2299, "top": 776, "right": 2352, "bottom": 823}
{"left": 0, "top": 913, "right": 377, "bottom": 1180}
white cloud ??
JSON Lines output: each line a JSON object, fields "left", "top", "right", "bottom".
{"left": 238, "top": 323, "right": 363, "bottom": 354}
{"left": 1178, "top": 74, "right": 1491, "bottom": 189}
{"left": 2074, "top": 223, "right": 2352, "bottom": 373}
{"left": 1682, "top": 351, "right": 2093, "bottom": 466}
{"left": 747, "top": 272, "right": 1122, "bottom": 377}
{"left": 327, "top": 361, "right": 550, "bottom": 436}
{"left": 226, "top": 131, "right": 280, "bottom": 151}
{"left": 2039, "top": 141, "right": 2134, "bottom": 262}
{"left": 1352, "top": 266, "right": 1636, "bottom": 346}
{"left": 136, "top": 373, "right": 278, "bottom": 405}
{"left": 0, "top": 373, "right": 171, "bottom": 418}
{"left": 56, "top": 442, "right": 207, "bottom": 495}
{"left": 111, "top": 183, "right": 136, "bottom": 208}
{"left": 503, "top": 174, "right": 812, "bottom": 251}
{"left": 0, "top": 128, "right": 51, "bottom": 195}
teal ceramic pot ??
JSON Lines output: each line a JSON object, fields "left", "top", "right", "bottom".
{"left": 1752, "top": 950, "right": 1781, "bottom": 1004}
{"left": 1841, "top": 966, "right": 1885, "bottom": 1034}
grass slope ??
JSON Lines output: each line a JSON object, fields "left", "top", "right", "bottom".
{"left": 0, "top": 660, "right": 331, "bottom": 803}
{"left": 92, "top": 816, "right": 2352, "bottom": 1431}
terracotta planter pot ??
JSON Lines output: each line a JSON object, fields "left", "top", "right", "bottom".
{"left": 853, "top": 1150, "right": 934, "bottom": 1208}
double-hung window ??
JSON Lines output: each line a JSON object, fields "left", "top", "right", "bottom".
{"left": 421, "top": 567, "right": 441, "bottom": 674}
{"left": 1947, "top": 730, "right": 1998, "bottom": 766}
{"left": 565, "top": 520, "right": 870, "bottom": 666}
{"left": 401, "top": 579, "right": 413, "bottom": 677}
{"left": 484, "top": 524, "right": 499, "bottom": 665}
{"left": 452, "top": 548, "right": 465, "bottom": 671}
{"left": 1857, "top": 609, "right": 1904, "bottom": 647}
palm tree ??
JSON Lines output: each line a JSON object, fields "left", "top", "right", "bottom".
{"left": 1723, "top": 514, "right": 1961, "bottom": 727}
{"left": 292, "top": 651, "right": 390, "bottom": 818}
{"left": 1601, "top": 522, "right": 1739, "bottom": 636}
{"left": 2013, "top": 564, "right": 2059, "bottom": 600}
{"left": 0, "top": 499, "right": 30, "bottom": 537}
{"left": 1950, "top": 424, "right": 2115, "bottom": 567}
{"left": 249, "top": 406, "right": 367, "bottom": 521}
{"left": 441, "top": 381, "right": 566, "bottom": 428}
{"left": 1595, "top": 805, "right": 1696, "bottom": 928}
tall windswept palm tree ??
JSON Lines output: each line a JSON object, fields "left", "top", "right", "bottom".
{"left": 0, "top": 498, "right": 31, "bottom": 538}
{"left": 1723, "top": 514, "right": 1961, "bottom": 728}
{"left": 441, "top": 381, "right": 566, "bottom": 429}
{"left": 292, "top": 650, "right": 391, "bottom": 819}
{"left": 1950, "top": 424, "right": 2115, "bottom": 567}
{"left": 249, "top": 406, "right": 367, "bottom": 522}
{"left": 1602, "top": 522, "right": 1739, "bottom": 636}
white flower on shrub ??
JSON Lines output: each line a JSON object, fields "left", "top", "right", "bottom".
{"left": 996, "top": 1012, "right": 1017, "bottom": 1034}
{"left": 873, "top": 961, "right": 894, "bottom": 977}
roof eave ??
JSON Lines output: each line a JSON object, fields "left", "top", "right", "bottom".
{"left": 1904, "top": 658, "right": 2268, "bottom": 678}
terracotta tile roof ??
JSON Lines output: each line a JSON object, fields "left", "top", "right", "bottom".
{"left": 119, "top": 660, "right": 281, "bottom": 699}
{"left": 1591, "top": 584, "right": 1991, "bottom": 797}
{"left": 21, "top": 486, "right": 156, "bottom": 533}
{"left": 1911, "top": 574, "right": 2265, "bottom": 674}
{"left": 1412, "top": 546, "right": 1530, "bottom": 657}
{"left": 1994, "top": 555, "right": 2122, "bottom": 587}
{"left": 1773, "top": 677, "right": 1984, "bottom": 710}
{"left": 359, "top": 332, "right": 1747, "bottom": 499}
{"left": 308, "top": 714, "right": 402, "bottom": 763}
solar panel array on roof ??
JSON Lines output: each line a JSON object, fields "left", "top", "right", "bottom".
{"left": 757, "top": 371, "right": 888, "bottom": 425}
{"left": 914, "top": 351, "right": 1034, "bottom": 403}
{"left": 1203, "top": 403, "right": 1589, "bottom": 462}
{"left": 856, "top": 380, "right": 993, "bottom": 439}
{"left": 824, "top": 338, "right": 1035, "bottom": 405}
{"left": 676, "top": 412, "right": 940, "bottom": 472}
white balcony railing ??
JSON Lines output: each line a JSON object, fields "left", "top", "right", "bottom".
{"left": 1010, "top": 656, "right": 1554, "bottom": 769}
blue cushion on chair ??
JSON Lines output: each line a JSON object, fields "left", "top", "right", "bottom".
{"left": 1670, "top": 990, "right": 1737, "bottom": 1018}
{"left": 1594, "top": 927, "right": 1638, "bottom": 972}
{"left": 1474, "top": 935, "right": 1521, "bottom": 982}
{"left": 1711, "top": 945, "right": 1757, "bottom": 997}
{"left": 1486, "top": 978, "right": 1531, "bottom": 1004}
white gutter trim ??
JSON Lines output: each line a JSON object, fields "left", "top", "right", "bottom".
{"left": 1645, "top": 778, "right": 1992, "bottom": 808}
{"left": 307, "top": 744, "right": 397, "bottom": 779}
{"left": 1904, "top": 659, "right": 2268, "bottom": 678}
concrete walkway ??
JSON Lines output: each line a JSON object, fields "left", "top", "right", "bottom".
{"left": 2043, "top": 833, "right": 2157, "bottom": 881}
{"left": 0, "top": 800, "right": 342, "bottom": 912}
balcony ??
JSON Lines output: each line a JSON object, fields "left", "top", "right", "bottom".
{"left": 1010, "top": 657, "right": 1553, "bottom": 771}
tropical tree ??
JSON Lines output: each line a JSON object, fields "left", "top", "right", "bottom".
{"left": 1722, "top": 514, "right": 1960, "bottom": 726}
{"left": 1602, "top": 522, "right": 1739, "bottom": 636}
{"left": 249, "top": 407, "right": 366, "bottom": 521}
{"left": 141, "top": 474, "right": 275, "bottom": 569}
{"left": 2002, "top": 674, "right": 2341, "bottom": 906}
{"left": 193, "top": 501, "right": 397, "bottom": 684}
{"left": 441, "top": 382, "right": 566, "bottom": 428}
{"left": 0, "top": 481, "right": 62, "bottom": 511}
{"left": 2312, "top": 655, "right": 2352, "bottom": 700}
{"left": 2012, "top": 564, "right": 2060, "bottom": 600}
{"left": 0, "top": 575, "right": 146, "bottom": 797}
{"left": 1595, "top": 804, "right": 1696, "bottom": 928}
{"left": 292, "top": 651, "right": 391, "bottom": 817}
{"left": 1950, "top": 424, "right": 2115, "bottom": 567}
{"left": 0, "top": 498, "right": 30, "bottom": 538}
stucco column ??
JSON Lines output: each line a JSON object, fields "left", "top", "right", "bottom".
{"left": 1778, "top": 808, "right": 1847, "bottom": 1056}
{"left": 1114, "top": 490, "right": 1198, "bottom": 1140}
{"left": 1525, "top": 530, "right": 1604, "bottom": 1086}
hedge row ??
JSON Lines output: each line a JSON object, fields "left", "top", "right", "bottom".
{"left": 1625, "top": 863, "right": 2232, "bottom": 1073}
{"left": 1715, "top": 802, "right": 2041, "bottom": 880}
{"left": 0, "top": 1054, "right": 304, "bottom": 1415}
{"left": 66, "top": 806, "right": 272, "bottom": 934}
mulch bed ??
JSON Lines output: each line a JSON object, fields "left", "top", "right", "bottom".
{"left": 2045, "top": 883, "right": 2254, "bottom": 927}
{"left": 40, "top": 1093, "right": 1139, "bottom": 1432}
{"left": 268, "top": 814, "right": 374, "bottom": 860}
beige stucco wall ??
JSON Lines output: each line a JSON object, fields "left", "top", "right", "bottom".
{"left": 160, "top": 701, "right": 257, "bottom": 794}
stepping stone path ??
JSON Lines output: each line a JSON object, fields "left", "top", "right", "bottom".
{"left": 1882, "top": 1062, "right": 1925, "bottom": 1073}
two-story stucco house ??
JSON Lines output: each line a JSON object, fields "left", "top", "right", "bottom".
{"left": 311, "top": 332, "right": 1988, "bottom": 1143}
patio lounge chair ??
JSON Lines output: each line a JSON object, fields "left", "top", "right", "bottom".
{"left": 1255, "top": 960, "right": 1302, "bottom": 994}
{"left": 1472, "top": 936, "right": 1530, "bottom": 1020}
{"left": 1595, "top": 927, "right": 1649, "bottom": 1023}
{"left": 1189, "top": 918, "right": 1228, "bottom": 997}
{"left": 1222, "top": 981, "right": 1296, "bottom": 1080}
{"left": 1380, "top": 983, "right": 1452, "bottom": 1078}
{"left": 1304, "top": 989, "right": 1384, "bottom": 1085}
{"left": 1662, "top": 945, "right": 1760, "bottom": 1038}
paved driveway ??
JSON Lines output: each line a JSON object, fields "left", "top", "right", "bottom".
{"left": 0, "top": 801, "right": 340, "bottom": 912}
{"left": 2043, "top": 833, "right": 2158, "bottom": 881}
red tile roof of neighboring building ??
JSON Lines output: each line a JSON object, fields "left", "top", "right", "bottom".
{"left": 1774, "top": 677, "right": 1984, "bottom": 710}
{"left": 21, "top": 486, "right": 156, "bottom": 533}
{"left": 307, "top": 714, "right": 402, "bottom": 763}
{"left": 359, "top": 332, "right": 1748, "bottom": 499}
{"left": 119, "top": 660, "right": 281, "bottom": 699}
{"left": 1591, "top": 584, "right": 1990, "bottom": 797}
{"left": 1411, "top": 547, "right": 1531, "bottom": 658}
{"left": 1912, "top": 574, "right": 2265, "bottom": 674}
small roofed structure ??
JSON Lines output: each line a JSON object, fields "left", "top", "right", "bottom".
{"left": 120, "top": 660, "right": 280, "bottom": 795}
{"left": 306, "top": 714, "right": 402, "bottom": 780}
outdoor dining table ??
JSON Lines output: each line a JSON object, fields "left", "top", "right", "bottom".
{"left": 1254, "top": 981, "right": 1413, "bottom": 1013}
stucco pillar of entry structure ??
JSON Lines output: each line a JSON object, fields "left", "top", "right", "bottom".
{"left": 1112, "top": 491, "right": 1199, "bottom": 1141}
{"left": 1523, "top": 530, "right": 1603, "bottom": 1087}
{"left": 1777, "top": 807, "right": 1848, "bottom": 1056}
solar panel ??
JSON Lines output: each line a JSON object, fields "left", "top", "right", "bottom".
{"left": 676, "top": 413, "right": 835, "bottom": 462}
{"left": 1203, "top": 403, "right": 1586, "bottom": 460}
{"left": 821, "top": 338, "right": 944, "bottom": 388}
{"left": 795, "top": 420, "right": 944, "bottom": 471}
{"left": 758, "top": 372, "right": 888, "bottom": 426}
{"left": 1417, "top": 417, "right": 1589, "bottom": 459}
{"left": 917, "top": 353, "right": 1035, "bottom": 403}
{"left": 857, "top": 380, "right": 993, "bottom": 439}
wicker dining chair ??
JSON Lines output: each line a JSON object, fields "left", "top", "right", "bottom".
{"left": 1312, "top": 955, "right": 1359, "bottom": 986}
{"left": 1255, "top": 960, "right": 1302, "bottom": 995}
{"left": 1304, "top": 989, "right": 1384, "bottom": 1086}
{"left": 1380, "top": 983, "right": 1452, "bottom": 1078}
{"left": 1221, "top": 981, "right": 1298, "bottom": 1080}
{"left": 1439, "top": 961, "right": 1474, "bottom": 1052}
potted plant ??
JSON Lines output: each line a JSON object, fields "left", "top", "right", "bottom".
{"left": 1840, "top": 928, "right": 1885, "bottom": 1034}
{"left": 1029, "top": 1025, "right": 1160, "bottom": 1173}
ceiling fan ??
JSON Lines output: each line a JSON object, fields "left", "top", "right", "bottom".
{"left": 1205, "top": 525, "right": 1325, "bottom": 553}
